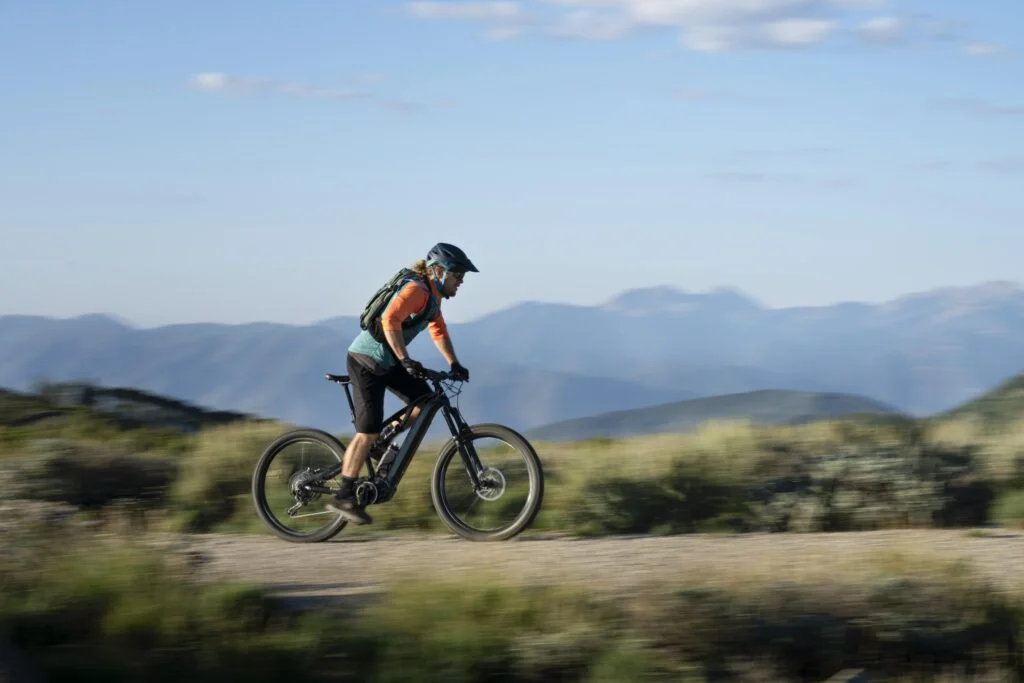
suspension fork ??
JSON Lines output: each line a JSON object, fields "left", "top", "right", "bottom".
{"left": 441, "top": 403, "right": 485, "bottom": 489}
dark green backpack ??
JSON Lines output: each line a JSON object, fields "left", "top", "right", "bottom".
{"left": 359, "top": 268, "right": 433, "bottom": 343}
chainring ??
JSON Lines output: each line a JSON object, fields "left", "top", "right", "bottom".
{"left": 355, "top": 479, "right": 379, "bottom": 506}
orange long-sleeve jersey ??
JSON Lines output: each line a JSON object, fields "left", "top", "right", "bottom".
{"left": 380, "top": 278, "right": 448, "bottom": 343}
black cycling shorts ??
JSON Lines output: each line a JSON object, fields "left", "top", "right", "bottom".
{"left": 346, "top": 352, "right": 431, "bottom": 434}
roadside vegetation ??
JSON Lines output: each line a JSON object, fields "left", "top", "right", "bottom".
{"left": 3, "top": 381, "right": 1024, "bottom": 680}
{"left": 1, "top": 381, "right": 1023, "bottom": 538}
{"left": 2, "top": 506, "right": 1023, "bottom": 682}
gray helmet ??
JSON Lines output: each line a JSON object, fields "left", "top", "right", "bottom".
{"left": 426, "top": 242, "right": 479, "bottom": 273}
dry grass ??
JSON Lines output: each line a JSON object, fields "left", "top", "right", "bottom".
{"left": 929, "top": 416, "right": 1024, "bottom": 483}
{"left": 3, "top": 410, "right": 1024, "bottom": 535}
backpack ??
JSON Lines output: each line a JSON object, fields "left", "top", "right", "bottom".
{"left": 359, "top": 268, "right": 434, "bottom": 343}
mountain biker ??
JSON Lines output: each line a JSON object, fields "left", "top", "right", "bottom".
{"left": 327, "top": 242, "right": 478, "bottom": 524}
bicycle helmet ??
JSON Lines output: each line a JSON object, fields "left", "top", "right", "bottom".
{"left": 426, "top": 242, "right": 479, "bottom": 273}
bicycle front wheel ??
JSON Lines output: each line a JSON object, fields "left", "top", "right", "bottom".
{"left": 430, "top": 423, "right": 544, "bottom": 541}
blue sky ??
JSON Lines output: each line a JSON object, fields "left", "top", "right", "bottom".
{"left": 1, "top": 0, "right": 1022, "bottom": 327}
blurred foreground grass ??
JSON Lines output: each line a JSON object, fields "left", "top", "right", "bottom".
{"left": 1, "top": 507, "right": 1023, "bottom": 682}
{"left": 1, "top": 411, "right": 1022, "bottom": 538}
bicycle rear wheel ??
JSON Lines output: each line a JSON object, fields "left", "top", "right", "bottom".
{"left": 251, "top": 428, "right": 350, "bottom": 543}
{"left": 430, "top": 423, "right": 544, "bottom": 541}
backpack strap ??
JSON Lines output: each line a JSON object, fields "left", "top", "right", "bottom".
{"left": 399, "top": 275, "right": 438, "bottom": 324}
{"left": 367, "top": 274, "right": 438, "bottom": 343}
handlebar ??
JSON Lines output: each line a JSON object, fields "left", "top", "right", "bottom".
{"left": 420, "top": 367, "right": 459, "bottom": 382}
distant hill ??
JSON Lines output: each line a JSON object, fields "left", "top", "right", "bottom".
{"left": 0, "top": 314, "right": 695, "bottom": 434}
{"left": 0, "top": 387, "right": 60, "bottom": 427}
{"left": 0, "top": 381, "right": 257, "bottom": 433}
{"left": 4, "top": 280, "right": 1024, "bottom": 432}
{"left": 526, "top": 389, "right": 904, "bottom": 441}
{"left": 937, "top": 372, "right": 1024, "bottom": 425}
{"left": 305, "top": 279, "right": 1024, "bottom": 420}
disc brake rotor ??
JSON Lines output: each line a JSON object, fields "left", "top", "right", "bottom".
{"left": 475, "top": 467, "right": 506, "bottom": 501}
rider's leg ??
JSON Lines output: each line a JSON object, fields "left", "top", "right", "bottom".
{"left": 340, "top": 432, "right": 377, "bottom": 479}
{"left": 327, "top": 354, "right": 388, "bottom": 524}
{"left": 366, "top": 367, "right": 432, "bottom": 439}
{"left": 388, "top": 403, "right": 422, "bottom": 433}
{"left": 329, "top": 358, "right": 432, "bottom": 524}
{"left": 385, "top": 367, "right": 432, "bottom": 427}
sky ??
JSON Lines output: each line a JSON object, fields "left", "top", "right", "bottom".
{"left": 1, "top": 0, "right": 1022, "bottom": 328}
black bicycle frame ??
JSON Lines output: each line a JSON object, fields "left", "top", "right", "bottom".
{"left": 323, "top": 374, "right": 486, "bottom": 494}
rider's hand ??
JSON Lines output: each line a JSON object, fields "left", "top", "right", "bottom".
{"left": 450, "top": 361, "right": 469, "bottom": 382}
{"left": 401, "top": 357, "right": 426, "bottom": 378}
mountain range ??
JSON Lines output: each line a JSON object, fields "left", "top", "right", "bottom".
{"left": 2, "top": 279, "right": 1023, "bottom": 435}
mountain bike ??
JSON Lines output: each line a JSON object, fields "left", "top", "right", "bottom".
{"left": 251, "top": 367, "right": 544, "bottom": 542}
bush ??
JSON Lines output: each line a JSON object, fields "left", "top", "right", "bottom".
{"left": 566, "top": 459, "right": 746, "bottom": 536}
{"left": 0, "top": 523, "right": 366, "bottom": 683}
{"left": 746, "top": 442, "right": 996, "bottom": 532}
{"left": 562, "top": 440, "right": 997, "bottom": 536}
{"left": 0, "top": 439, "right": 177, "bottom": 511}
{"left": 2, "top": 515, "right": 1023, "bottom": 683}
{"left": 992, "top": 489, "right": 1024, "bottom": 528}
{"left": 1, "top": 412, "right": 1020, "bottom": 539}
{"left": 358, "top": 578, "right": 620, "bottom": 683}
{"left": 629, "top": 568, "right": 1024, "bottom": 681}
{"left": 166, "top": 422, "right": 283, "bottom": 532}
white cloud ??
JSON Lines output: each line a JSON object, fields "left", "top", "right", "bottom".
{"left": 407, "top": 1, "right": 523, "bottom": 20}
{"left": 675, "top": 17, "right": 835, "bottom": 52}
{"left": 186, "top": 72, "right": 425, "bottom": 112}
{"left": 549, "top": 0, "right": 866, "bottom": 23}
{"left": 857, "top": 15, "right": 902, "bottom": 44}
{"left": 549, "top": 9, "right": 634, "bottom": 39}
{"left": 681, "top": 24, "right": 740, "bottom": 52}
{"left": 408, "top": 0, "right": 858, "bottom": 50}
{"left": 486, "top": 24, "right": 528, "bottom": 39}
{"left": 963, "top": 42, "right": 1006, "bottom": 57}
{"left": 761, "top": 18, "right": 835, "bottom": 47}
{"left": 406, "top": 1, "right": 532, "bottom": 40}
{"left": 189, "top": 72, "right": 359, "bottom": 98}
{"left": 404, "top": 0, "right": 999, "bottom": 56}
{"left": 193, "top": 72, "right": 228, "bottom": 91}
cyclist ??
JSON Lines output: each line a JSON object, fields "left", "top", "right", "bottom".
{"left": 327, "top": 242, "right": 477, "bottom": 524}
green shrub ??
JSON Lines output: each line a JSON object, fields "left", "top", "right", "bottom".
{"left": 4, "top": 410, "right": 1022, "bottom": 539}
{"left": 356, "top": 577, "right": 626, "bottom": 683}
{"left": 166, "top": 422, "right": 283, "bottom": 532}
{"left": 991, "top": 489, "right": 1024, "bottom": 528}
{"left": 0, "top": 523, "right": 370, "bottom": 683}
{"left": 745, "top": 442, "right": 995, "bottom": 532}
{"left": 565, "top": 458, "right": 746, "bottom": 536}
{"left": 3, "top": 514, "right": 1024, "bottom": 683}
{"left": 0, "top": 439, "right": 177, "bottom": 510}
{"left": 629, "top": 570, "right": 1024, "bottom": 681}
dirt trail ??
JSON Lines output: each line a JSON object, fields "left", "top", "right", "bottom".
{"left": 187, "top": 528, "right": 1024, "bottom": 604}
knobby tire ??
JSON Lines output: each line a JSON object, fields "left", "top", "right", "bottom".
{"left": 430, "top": 423, "right": 545, "bottom": 541}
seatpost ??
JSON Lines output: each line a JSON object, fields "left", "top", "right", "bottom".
{"left": 343, "top": 386, "right": 356, "bottom": 424}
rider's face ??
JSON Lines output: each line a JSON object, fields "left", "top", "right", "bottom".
{"left": 443, "top": 270, "right": 465, "bottom": 298}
